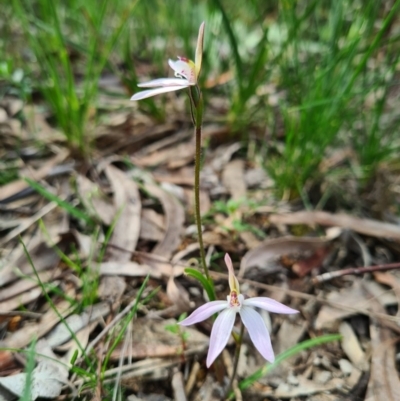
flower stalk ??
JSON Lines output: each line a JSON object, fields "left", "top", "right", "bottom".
{"left": 224, "top": 322, "right": 244, "bottom": 399}
{"left": 130, "top": 22, "right": 210, "bottom": 283}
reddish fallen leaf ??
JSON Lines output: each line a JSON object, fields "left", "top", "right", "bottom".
{"left": 0, "top": 351, "right": 16, "bottom": 372}
{"left": 292, "top": 246, "right": 332, "bottom": 277}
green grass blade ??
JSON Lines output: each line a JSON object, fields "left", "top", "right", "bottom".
{"left": 212, "top": 0, "right": 243, "bottom": 93}
{"left": 101, "top": 275, "right": 154, "bottom": 374}
{"left": 20, "top": 339, "right": 36, "bottom": 401}
{"left": 25, "top": 178, "right": 94, "bottom": 225}
{"left": 229, "top": 333, "right": 342, "bottom": 398}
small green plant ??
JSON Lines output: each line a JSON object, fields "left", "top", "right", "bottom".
{"left": 206, "top": 198, "right": 266, "bottom": 239}
{"left": 210, "top": 0, "right": 270, "bottom": 127}
{"left": 12, "top": 0, "right": 139, "bottom": 155}
{"left": 165, "top": 313, "right": 190, "bottom": 355}
{"left": 267, "top": 0, "right": 400, "bottom": 193}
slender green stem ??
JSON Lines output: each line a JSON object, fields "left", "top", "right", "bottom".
{"left": 194, "top": 123, "right": 209, "bottom": 280}
{"left": 224, "top": 323, "right": 244, "bottom": 399}
{"left": 188, "top": 85, "right": 210, "bottom": 282}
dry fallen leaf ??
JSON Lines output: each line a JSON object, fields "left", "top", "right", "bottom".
{"left": 315, "top": 280, "right": 397, "bottom": 330}
{"left": 0, "top": 238, "right": 63, "bottom": 287}
{"left": 110, "top": 318, "right": 208, "bottom": 360}
{"left": 239, "top": 236, "right": 331, "bottom": 278}
{"left": 0, "top": 341, "right": 68, "bottom": 400}
{"left": 76, "top": 174, "right": 115, "bottom": 225}
{"left": 166, "top": 276, "right": 194, "bottom": 314}
{"left": 45, "top": 302, "right": 110, "bottom": 348}
{"left": 99, "top": 261, "right": 160, "bottom": 278}
{"left": 144, "top": 183, "right": 185, "bottom": 259}
{"left": 266, "top": 376, "right": 343, "bottom": 398}
{"left": 2, "top": 300, "right": 73, "bottom": 349}
{"left": 0, "top": 150, "right": 69, "bottom": 203}
{"left": 139, "top": 208, "right": 165, "bottom": 241}
{"left": 0, "top": 269, "right": 62, "bottom": 303}
{"left": 364, "top": 285, "right": 400, "bottom": 401}
{"left": 105, "top": 165, "right": 141, "bottom": 261}
{"left": 373, "top": 271, "right": 400, "bottom": 317}
{"left": 269, "top": 211, "right": 400, "bottom": 240}
{"left": 222, "top": 159, "right": 246, "bottom": 201}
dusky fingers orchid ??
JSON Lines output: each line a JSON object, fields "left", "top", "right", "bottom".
{"left": 180, "top": 253, "right": 299, "bottom": 368}
{"left": 130, "top": 22, "right": 204, "bottom": 101}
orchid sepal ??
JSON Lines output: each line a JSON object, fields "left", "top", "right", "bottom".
{"left": 179, "top": 300, "right": 228, "bottom": 326}
{"left": 195, "top": 22, "right": 205, "bottom": 79}
{"left": 130, "top": 85, "right": 190, "bottom": 101}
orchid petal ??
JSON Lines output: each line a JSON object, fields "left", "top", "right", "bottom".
{"left": 137, "top": 78, "right": 190, "bottom": 88}
{"left": 130, "top": 85, "right": 189, "bottom": 101}
{"left": 168, "top": 59, "right": 196, "bottom": 85}
{"left": 179, "top": 301, "right": 228, "bottom": 326}
{"left": 195, "top": 22, "right": 205, "bottom": 79}
{"left": 240, "top": 306, "right": 275, "bottom": 363}
{"left": 243, "top": 297, "right": 299, "bottom": 315}
{"left": 225, "top": 253, "right": 240, "bottom": 293}
{"left": 207, "top": 308, "right": 236, "bottom": 367}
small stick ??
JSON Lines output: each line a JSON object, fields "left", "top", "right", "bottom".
{"left": 172, "top": 368, "right": 188, "bottom": 401}
{"left": 313, "top": 262, "right": 400, "bottom": 284}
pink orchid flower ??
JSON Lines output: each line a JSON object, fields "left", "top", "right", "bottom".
{"left": 130, "top": 22, "right": 205, "bottom": 101}
{"left": 180, "top": 253, "right": 299, "bottom": 368}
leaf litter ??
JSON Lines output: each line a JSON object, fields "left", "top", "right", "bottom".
{"left": 0, "top": 87, "right": 400, "bottom": 401}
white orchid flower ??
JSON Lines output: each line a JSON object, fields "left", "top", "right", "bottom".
{"left": 180, "top": 253, "right": 299, "bottom": 367}
{"left": 131, "top": 22, "right": 205, "bottom": 101}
